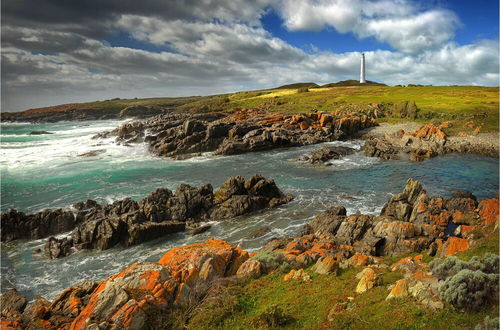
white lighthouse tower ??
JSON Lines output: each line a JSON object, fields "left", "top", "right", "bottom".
{"left": 360, "top": 53, "right": 366, "bottom": 83}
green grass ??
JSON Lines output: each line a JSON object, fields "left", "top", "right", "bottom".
{"left": 222, "top": 85, "right": 498, "bottom": 134}
{"left": 10, "top": 85, "right": 499, "bottom": 134}
{"left": 185, "top": 229, "right": 499, "bottom": 330}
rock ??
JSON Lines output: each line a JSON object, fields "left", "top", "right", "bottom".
{"left": 248, "top": 226, "right": 271, "bottom": 238}
{"left": 283, "top": 269, "right": 311, "bottom": 282}
{"left": 300, "top": 145, "right": 356, "bottom": 164}
{"left": 311, "top": 255, "right": 339, "bottom": 275}
{"left": 438, "top": 237, "right": 470, "bottom": 256}
{"left": 158, "top": 238, "right": 248, "bottom": 287}
{"left": 355, "top": 267, "right": 377, "bottom": 293}
{"left": 394, "top": 101, "right": 418, "bottom": 119}
{"left": 236, "top": 259, "right": 263, "bottom": 279}
{"left": 364, "top": 124, "right": 449, "bottom": 162}
{"left": 477, "top": 198, "right": 499, "bottom": 226}
{"left": 1, "top": 208, "right": 78, "bottom": 242}
{"left": 214, "top": 176, "right": 246, "bottom": 203}
{"left": 300, "top": 206, "right": 346, "bottom": 236}
{"left": 186, "top": 224, "right": 211, "bottom": 236}
{"left": 126, "top": 221, "right": 186, "bottom": 246}
{"left": 386, "top": 279, "right": 409, "bottom": 300}
{"left": 77, "top": 149, "right": 106, "bottom": 157}
{"left": 27, "top": 131, "right": 53, "bottom": 135}
{"left": 1, "top": 289, "right": 28, "bottom": 318}
{"left": 6, "top": 175, "right": 290, "bottom": 258}
{"left": 45, "top": 236, "right": 73, "bottom": 259}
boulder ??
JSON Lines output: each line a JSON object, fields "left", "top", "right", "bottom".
{"left": 45, "top": 236, "right": 73, "bottom": 259}
{"left": 386, "top": 279, "right": 409, "bottom": 300}
{"left": 355, "top": 267, "right": 377, "bottom": 293}
{"left": 1, "top": 208, "right": 78, "bottom": 242}
{"left": 311, "top": 255, "right": 339, "bottom": 275}
{"left": 236, "top": 259, "right": 263, "bottom": 279}
{"left": 1, "top": 289, "right": 28, "bottom": 318}
{"left": 299, "top": 145, "right": 356, "bottom": 164}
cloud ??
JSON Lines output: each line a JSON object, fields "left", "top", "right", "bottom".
{"left": 276, "top": 0, "right": 461, "bottom": 53}
{"left": 1, "top": 0, "right": 498, "bottom": 111}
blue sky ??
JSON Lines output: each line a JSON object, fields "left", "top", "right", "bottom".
{"left": 261, "top": 1, "right": 498, "bottom": 53}
{"left": 2, "top": 0, "right": 499, "bottom": 110}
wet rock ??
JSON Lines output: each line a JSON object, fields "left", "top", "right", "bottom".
{"left": 299, "top": 145, "right": 356, "bottom": 164}
{"left": 28, "top": 130, "right": 53, "bottom": 135}
{"left": 248, "top": 226, "right": 271, "bottom": 239}
{"left": 1, "top": 289, "right": 28, "bottom": 318}
{"left": 1, "top": 208, "right": 78, "bottom": 242}
{"left": 17, "top": 175, "right": 291, "bottom": 257}
{"left": 45, "top": 236, "right": 73, "bottom": 259}
{"left": 77, "top": 149, "right": 106, "bottom": 157}
{"left": 126, "top": 221, "right": 186, "bottom": 246}
{"left": 186, "top": 224, "right": 211, "bottom": 236}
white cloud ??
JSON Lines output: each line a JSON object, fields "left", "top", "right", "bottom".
{"left": 276, "top": 0, "right": 461, "bottom": 53}
{"left": 1, "top": 0, "right": 498, "bottom": 111}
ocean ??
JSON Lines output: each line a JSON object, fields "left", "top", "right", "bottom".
{"left": 1, "top": 120, "right": 498, "bottom": 300}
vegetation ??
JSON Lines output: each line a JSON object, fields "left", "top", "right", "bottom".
{"left": 181, "top": 229, "right": 500, "bottom": 329}
{"left": 439, "top": 269, "right": 498, "bottom": 312}
{"left": 6, "top": 83, "right": 499, "bottom": 134}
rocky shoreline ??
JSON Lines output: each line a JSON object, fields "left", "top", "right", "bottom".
{"left": 92, "top": 109, "right": 376, "bottom": 160}
{"left": 1, "top": 178, "right": 498, "bottom": 329}
{"left": 1, "top": 175, "right": 293, "bottom": 259}
{"left": 360, "top": 122, "right": 499, "bottom": 160}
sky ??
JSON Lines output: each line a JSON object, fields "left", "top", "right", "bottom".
{"left": 1, "top": 0, "right": 499, "bottom": 111}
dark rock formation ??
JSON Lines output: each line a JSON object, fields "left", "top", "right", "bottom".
{"left": 1, "top": 208, "right": 78, "bottom": 242}
{"left": 93, "top": 110, "right": 376, "bottom": 160}
{"left": 45, "top": 236, "right": 73, "bottom": 259}
{"left": 1, "top": 175, "right": 292, "bottom": 259}
{"left": 27, "top": 131, "right": 53, "bottom": 135}
{"left": 299, "top": 145, "right": 356, "bottom": 165}
{"left": 77, "top": 149, "right": 106, "bottom": 157}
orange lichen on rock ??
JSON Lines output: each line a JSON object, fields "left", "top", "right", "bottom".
{"left": 158, "top": 238, "right": 248, "bottom": 281}
{"left": 477, "top": 198, "right": 499, "bottom": 226}
{"left": 386, "top": 279, "right": 408, "bottom": 300}
{"left": 283, "top": 269, "right": 311, "bottom": 282}
{"left": 442, "top": 237, "right": 470, "bottom": 256}
{"left": 347, "top": 254, "right": 371, "bottom": 267}
{"left": 409, "top": 124, "right": 447, "bottom": 140}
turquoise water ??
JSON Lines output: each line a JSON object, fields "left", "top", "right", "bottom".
{"left": 1, "top": 120, "right": 498, "bottom": 300}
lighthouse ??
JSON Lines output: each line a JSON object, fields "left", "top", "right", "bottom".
{"left": 360, "top": 53, "right": 366, "bottom": 83}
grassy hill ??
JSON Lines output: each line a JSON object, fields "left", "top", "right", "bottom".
{"left": 182, "top": 230, "right": 500, "bottom": 329}
{"left": 3, "top": 84, "right": 498, "bottom": 134}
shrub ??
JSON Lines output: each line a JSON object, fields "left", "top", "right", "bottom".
{"left": 430, "top": 254, "right": 499, "bottom": 280}
{"left": 475, "top": 316, "right": 500, "bottom": 330}
{"left": 252, "top": 251, "right": 291, "bottom": 273}
{"left": 253, "top": 305, "right": 292, "bottom": 327}
{"left": 438, "top": 269, "right": 499, "bottom": 312}
{"left": 297, "top": 87, "right": 309, "bottom": 93}
{"left": 430, "top": 256, "right": 470, "bottom": 280}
